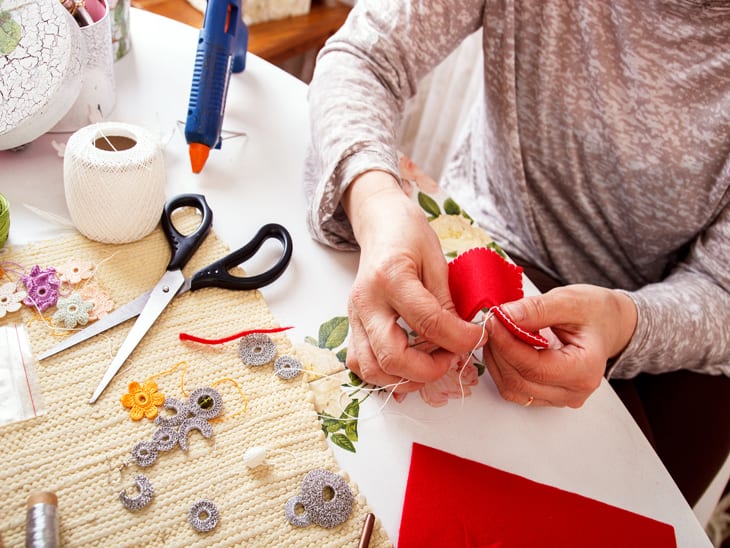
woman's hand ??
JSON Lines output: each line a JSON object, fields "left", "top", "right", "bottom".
{"left": 483, "top": 284, "right": 638, "bottom": 407}
{"left": 342, "top": 170, "right": 485, "bottom": 392}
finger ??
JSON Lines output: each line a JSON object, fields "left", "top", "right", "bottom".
{"left": 346, "top": 306, "right": 422, "bottom": 394}
{"left": 388, "top": 275, "right": 486, "bottom": 356}
{"left": 481, "top": 342, "right": 579, "bottom": 407}
{"left": 487, "top": 313, "right": 595, "bottom": 389}
{"left": 351, "top": 274, "right": 480, "bottom": 383}
{"left": 367, "top": 310, "right": 462, "bottom": 383}
{"left": 484, "top": 315, "right": 600, "bottom": 407}
{"left": 360, "top": 243, "right": 486, "bottom": 356}
{"left": 499, "top": 286, "right": 596, "bottom": 338}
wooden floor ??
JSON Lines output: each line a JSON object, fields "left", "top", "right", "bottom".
{"left": 131, "top": 0, "right": 351, "bottom": 67}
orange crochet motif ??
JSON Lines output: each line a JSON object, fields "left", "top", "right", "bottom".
{"left": 121, "top": 380, "right": 165, "bottom": 421}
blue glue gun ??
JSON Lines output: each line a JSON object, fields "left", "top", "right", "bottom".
{"left": 185, "top": 0, "right": 248, "bottom": 173}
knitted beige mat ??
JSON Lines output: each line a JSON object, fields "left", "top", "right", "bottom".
{"left": 0, "top": 212, "right": 390, "bottom": 547}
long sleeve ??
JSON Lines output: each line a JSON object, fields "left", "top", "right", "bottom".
{"left": 305, "top": 0, "right": 730, "bottom": 377}
{"left": 612, "top": 200, "right": 730, "bottom": 378}
{"left": 304, "top": 0, "right": 484, "bottom": 250}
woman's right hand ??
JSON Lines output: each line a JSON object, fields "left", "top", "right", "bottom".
{"left": 342, "top": 170, "right": 486, "bottom": 392}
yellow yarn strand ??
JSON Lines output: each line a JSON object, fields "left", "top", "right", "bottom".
{"left": 146, "top": 361, "right": 248, "bottom": 422}
{"left": 147, "top": 360, "right": 189, "bottom": 394}
{"left": 210, "top": 377, "right": 249, "bottom": 423}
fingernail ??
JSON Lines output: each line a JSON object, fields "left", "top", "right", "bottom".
{"left": 500, "top": 302, "right": 525, "bottom": 322}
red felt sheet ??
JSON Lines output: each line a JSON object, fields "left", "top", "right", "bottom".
{"left": 398, "top": 443, "right": 677, "bottom": 548}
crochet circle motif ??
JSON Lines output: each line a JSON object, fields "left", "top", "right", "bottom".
{"left": 154, "top": 397, "right": 190, "bottom": 427}
{"left": 238, "top": 333, "right": 277, "bottom": 366}
{"left": 131, "top": 440, "right": 159, "bottom": 468}
{"left": 119, "top": 474, "right": 154, "bottom": 511}
{"left": 188, "top": 387, "right": 223, "bottom": 420}
{"left": 188, "top": 499, "right": 219, "bottom": 532}
{"left": 178, "top": 416, "right": 214, "bottom": 452}
{"left": 285, "top": 495, "right": 312, "bottom": 528}
{"left": 299, "top": 469, "right": 354, "bottom": 529}
{"left": 274, "top": 356, "right": 303, "bottom": 380}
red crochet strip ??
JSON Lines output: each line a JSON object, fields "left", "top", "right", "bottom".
{"left": 448, "top": 247, "right": 524, "bottom": 321}
{"left": 179, "top": 326, "right": 294, "bottom": 345}
{"left": 492, "top": 306, "right": 549, "bottom": 348}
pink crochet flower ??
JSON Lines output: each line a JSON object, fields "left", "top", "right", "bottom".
{"left": 57, "top": 258, "right": 94, "bottom": 285}
{"left": 21, "top": 265, "right": 60, "bottom": 311}
{"left": 80, "top": 283, "right": 115, "bottom": 320}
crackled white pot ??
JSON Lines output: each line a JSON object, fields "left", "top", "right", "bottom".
{"left": 0, "top": 0, "right": 85, "bottom": 150}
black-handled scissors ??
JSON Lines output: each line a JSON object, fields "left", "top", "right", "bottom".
{"left": 37, "top": 194, "right": 293, "bottom": 404}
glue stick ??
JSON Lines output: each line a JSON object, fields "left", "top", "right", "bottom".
{"left": 25, "top": 492, "right": 59, "bottom": 548}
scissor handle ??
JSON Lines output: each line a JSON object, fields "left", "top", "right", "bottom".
{"left": 189, "top": 223, "right": 293, "bottom": 291}
{"left": 161, "top": 194, "right": 214, "bottom": 271}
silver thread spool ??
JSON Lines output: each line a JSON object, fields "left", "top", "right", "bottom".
{"left": 25, "top": 492, "right": 60, "bottom": 548}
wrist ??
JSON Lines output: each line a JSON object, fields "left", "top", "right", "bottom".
{"left": 609, "top": 289, "right": 638, "bottom": 359}
{"left": 342, "top": 170, "right": 403, "bottom": 236}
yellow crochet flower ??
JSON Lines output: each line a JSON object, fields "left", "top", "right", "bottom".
{"left": 121, "top": 380, "right": 165, "bottom": 421}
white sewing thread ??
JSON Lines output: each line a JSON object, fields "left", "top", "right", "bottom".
{"left": 186, "top": 317, "right": 491, "bottom": 427}
{"left": 63, "top": 122, "right": 166, "bottom": 244}
{"left": 314, "top": 314, "right": 491, "bottom": 425}
{"left": 491, "top": 305, "right": 549, "bottom": 347}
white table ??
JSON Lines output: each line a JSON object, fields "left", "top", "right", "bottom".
{"left": 0, "top": 9, "right": 711, "bottom": 547}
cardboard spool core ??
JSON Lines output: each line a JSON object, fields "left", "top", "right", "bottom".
{"left": 94, "top": 135, "right": 136, "bottom": 151}
{"left": 26, "top": 491, "right": 58, "bottom": 508}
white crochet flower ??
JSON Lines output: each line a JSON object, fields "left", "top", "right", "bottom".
{"left": 52, "top": 292, "right": 93, "bottom": 329}
{"left": 0, "top": 282, "right": 27, "bottom": 318}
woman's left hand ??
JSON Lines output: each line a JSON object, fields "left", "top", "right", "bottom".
{"left": 483, "top": 284, "right": 637, "bottom": 408}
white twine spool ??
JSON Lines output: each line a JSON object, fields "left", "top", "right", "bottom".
{"left": 63, "top": 122, "right": 166, "bottom": 244}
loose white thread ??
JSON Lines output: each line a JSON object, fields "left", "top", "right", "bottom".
{"left": 312, "top": 313, "right": 491, "bottom": 425}
{"left": 185, "top": 315, "right": 491, "bottom": 427}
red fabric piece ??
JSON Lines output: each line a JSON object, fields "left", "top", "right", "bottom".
{"left": 493, "top": 306, "right": 549, "bottom": 348}
{"left": 448, "top": 247, "right": 524, "bottom": 320}
{"left": 178, "top": 326, "right": 293, "bottom": 344}
{"left": 448, "top": 247, "right": 548, "bottom": 347}
{"left": 399, "top": 443, "right": 677, "bottom": 548}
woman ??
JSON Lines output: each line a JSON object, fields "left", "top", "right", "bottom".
{"left": 304, "top": 0, "right": 730, "bottom": 506}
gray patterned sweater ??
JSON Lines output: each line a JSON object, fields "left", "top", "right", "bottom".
{"left": 304, "top": 0, "right": 730, "bottom": 378}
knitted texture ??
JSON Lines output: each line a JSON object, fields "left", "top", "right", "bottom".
{"left": 0, "top": 211, "right": 390, "bottom": 547}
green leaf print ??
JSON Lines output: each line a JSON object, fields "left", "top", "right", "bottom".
{"left": 0, "top": 8, "right": 21, "bottom": 56}
{"left": 348, "top": 371, "right": 363, "bottom": 386}
{"left": 418, "top": 192, "right": 441, "bottom": 218}
{"left": 343, "top": 398, "right": 360, "bottom": 420}
{"left": 318, "top": 316, "right": 349, "bottom": 349}
{"left": 344, "top": 419, "right": 359, "bottom": 442}
{"left": 443, "top": 197, "right": 461, "bottom": 215}
{"left": 330, "top": 433, "right": 356, "bottom": 453}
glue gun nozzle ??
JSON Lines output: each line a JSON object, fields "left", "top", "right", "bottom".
{"left": 189, "top": 143, "right": 211, "bottom": 174}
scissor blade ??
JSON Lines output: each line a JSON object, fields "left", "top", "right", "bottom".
{"left": 37, "top": 290, "right": 153, "bottom": 361}
{"left": 89, "top": 270, "right": 185, "bottom": 404}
